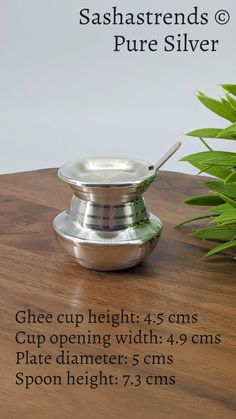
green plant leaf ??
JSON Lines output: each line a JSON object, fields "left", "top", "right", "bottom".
{"left": 203, "top": 156, "right": 236, "bottom": 166}
{"left": 192, "top": 226, "right": 236, "bottom": 240}
{"left": 175, "top": 214, "right": 214, "bottom": 228}
{"left": 212, "top": 206, "right": 236, "bottom": 224}
{"left": 183, "top": 195, "right": 224, "bottom": 206}
{"left": 226, "top": 94, "right": 236, "bottom": 110}
{"left": 202, "top": 240, "right": 236, "bottom": 259}
{"left": 221, "top": 84, "right": 236, "bottom": 97}
{"left": 220, "top": 221, "right": 236, "bottom": 227}
{"left": 211, "top": 203, "right": 231, "bottom": 213}
{"left": 181, "top": 151, "right": 235, "bottom": 164}
{"left": 186, "top": 123, "right": 236, "bottom": 140}
{"left": 197, "top": 165, "right": 230, "bottom": 179}
{"left": 218, "top": 193, "right": 236, "bottom": 208}
{"left": 205, "top": 181, "right": 236, "bottom": 198}
{"left": 197, "top": 92, "right": 236, "bottom": 122}
{"left": 217, "top": 123, "right": 236, "bottom": 139}
{"left": 181, "top": 151, "right": 233, "bottom": 179}
{"left": 221, "top": 98, "right": 236, "bottom": 115}
{"left": 186, "top": 128, "right": 222, "bottom": 138}
{"left": 225, "top": 171, "right": 236, "bottom": 183}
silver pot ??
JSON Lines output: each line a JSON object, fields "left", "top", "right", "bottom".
{"left": 53, "top": 144, "right": 180, "bottom": 271}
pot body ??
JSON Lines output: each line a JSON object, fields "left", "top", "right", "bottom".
{"left": 53, "top": 159, "right": 162, "bottom": 271}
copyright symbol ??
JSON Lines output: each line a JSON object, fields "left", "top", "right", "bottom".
{"left": 215, "top": 10, "right": 230, "bottom": 25}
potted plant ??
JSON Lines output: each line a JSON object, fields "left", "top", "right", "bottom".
{"left": 177, "top": 84, "right": 236, "bottom": 259}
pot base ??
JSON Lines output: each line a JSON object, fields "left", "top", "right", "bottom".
{"left": 53, "top": 212, "right": 162, "bottom": 271}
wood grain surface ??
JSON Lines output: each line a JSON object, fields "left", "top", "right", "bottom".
{"left": 0, "top": 169, "right": 235, "bottom": 419}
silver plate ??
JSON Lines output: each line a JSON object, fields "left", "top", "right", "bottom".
{"left": 58, "top": 158, "right": 155, "bottom": 186}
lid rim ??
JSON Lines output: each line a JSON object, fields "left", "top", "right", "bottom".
{"left": 58, "top": 158, "right": 156, "bottom": 188}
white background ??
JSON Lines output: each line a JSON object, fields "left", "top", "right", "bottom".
{"left": 0, "top": 0, "right": 236, "bottom": 175}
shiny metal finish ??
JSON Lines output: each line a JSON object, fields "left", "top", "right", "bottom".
{"left": 153, "top": 141, "right": 181, "bottom": 171}
{"left": 58, "top": 158, "right": 157, "bottom": 204}
{"left": 69, "top": 195, "right": 149, "bottom": 230}
{"left": 53, "top": 157, "right": 163, "bottom": 271}
{"left": 58, "top": 158, "right": 156, "bottom": 185}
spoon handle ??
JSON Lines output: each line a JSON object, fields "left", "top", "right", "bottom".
{"left": 153, "top": 141, "right": 181, "bottom": 172}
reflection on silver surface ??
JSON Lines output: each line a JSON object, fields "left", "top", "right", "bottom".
{"left": 58, "top": 158, "right": 155, "bottom": 185}
{"left": 53, "top": 157, "right": 162, "bottom": 271}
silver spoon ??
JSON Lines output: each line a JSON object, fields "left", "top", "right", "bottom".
{"left": 149, "top": 141, "right": 181, "bottom": 172}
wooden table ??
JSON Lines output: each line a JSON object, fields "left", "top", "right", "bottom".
{"left": 0, "top": 169, "right": 235, "bottom": 419}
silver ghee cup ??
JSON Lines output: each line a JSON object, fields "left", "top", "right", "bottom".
{"left": 53, "top": 158, "right": 162, "bottom": 271}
